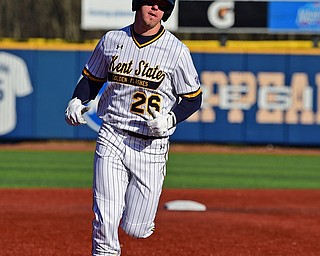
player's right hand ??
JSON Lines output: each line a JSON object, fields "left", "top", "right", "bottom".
{"left": 65, "top": 97, "right": 91, "bottom": 126}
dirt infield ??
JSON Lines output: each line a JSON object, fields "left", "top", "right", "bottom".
{"left": 1, "top": 141, "right": 320, "bottom": 255}
{"left": 0, "top": 189, "right": 320, "bottom": 256}
{"left": 2, "top": 140, "right": 320, "bottom": 155}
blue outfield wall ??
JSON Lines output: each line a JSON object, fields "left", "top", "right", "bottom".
{"left": 1, "top": 42, "right": 320, "bottom": 146}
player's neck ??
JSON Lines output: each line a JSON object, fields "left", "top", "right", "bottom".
{"left": 131, "top": 25, "right": 164, "bottom": 45}
{"left": 133, "top": 20, "right": 162, "bottom": 36}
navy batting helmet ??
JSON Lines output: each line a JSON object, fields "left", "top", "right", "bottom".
{"left": 132, "top": 0, "right": 175, "bottom": 22}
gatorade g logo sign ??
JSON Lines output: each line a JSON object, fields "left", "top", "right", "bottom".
{"left": 179, "top": 1, "right": 267, "bottom": 30}
{"left": 207, "top": 1, "right": 234, "bottom": 29}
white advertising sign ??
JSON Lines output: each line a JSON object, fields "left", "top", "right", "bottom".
{"left": 81, "top": 0, "right": 178, "bottom": 31}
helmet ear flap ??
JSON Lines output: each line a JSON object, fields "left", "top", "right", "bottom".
{"left": 163, "top": 0, "right": 175, "bottom": 21}
{"left": 132, "top": 0, "right": 140, "bottom": 11}
{"left": 162, "top": 9, "right": 173, "bottom": 22}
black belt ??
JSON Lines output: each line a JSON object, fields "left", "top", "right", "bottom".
{"left": 122, "top": 130, "right": 168, "bottom": 140}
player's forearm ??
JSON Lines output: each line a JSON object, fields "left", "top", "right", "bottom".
{"left": 72, "top": 76, "right": 104, "bottom": 104}
{"left": 172, "top": 93, "right": 202, "bottom": 124}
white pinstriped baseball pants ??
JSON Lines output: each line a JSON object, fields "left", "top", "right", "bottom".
{"left": 92, "top": 124, "right": 169, "bottom": 256}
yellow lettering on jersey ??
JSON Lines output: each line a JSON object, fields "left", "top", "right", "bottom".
{"left": 112, "top": 74, "right": 128, "bottom": 83}
{"left": 135, "top": 60, "right": 165, "bottom": 82}
{"left": 134, "top": 78, "right": 149, "bottom": 87}
{"left": 108, "top": 56, "right": 164, "bottom": 90}
{"left": 109, "top": 55, "right": 133, "bottom": 74}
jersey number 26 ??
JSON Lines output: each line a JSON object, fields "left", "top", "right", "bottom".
{"left": 130, "top": 91, "right": 161, "bottom": 116}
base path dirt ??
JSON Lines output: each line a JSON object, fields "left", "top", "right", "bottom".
{"left": 0, "top": 189, "right": 320, "bottom": 256}
{"left": 1, "top": 140, "right": 320, "bottom": 155}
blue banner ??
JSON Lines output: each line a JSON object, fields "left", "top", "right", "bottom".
{"left": 269, "top": 2, "right": 320, "bottom": 32}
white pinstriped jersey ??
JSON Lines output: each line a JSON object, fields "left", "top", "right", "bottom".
{"left": 84, "top": 25, "right": 201, "bottom": 137}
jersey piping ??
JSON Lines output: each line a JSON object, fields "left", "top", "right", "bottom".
{"left": 83, "top": 68, "right": 108, "bottom": 83}
{"left": 131, "top": 25, "right": 165, "bottom": 48}
{"left": 181, "top": 88, "right": 202, "bottom": 99}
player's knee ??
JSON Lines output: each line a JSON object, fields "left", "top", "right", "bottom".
{"left": 121, "top": 220, "right": 155, "bottom": 238}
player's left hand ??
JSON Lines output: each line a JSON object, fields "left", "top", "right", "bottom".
{"left": 147, "top": 108, "right": 176, "bottom": 136}
{"left": 65, "top": 98, "right": 91, "bottom": 126}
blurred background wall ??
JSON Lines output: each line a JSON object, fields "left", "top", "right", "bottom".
{"left": 1, "top": 0, "right": 319, "bottom": 43}
{"left": 0, "top": 0, "right": 83, "bottom": 41}
{"left": 1, "top": 0, "right": 320, "bottom": 146}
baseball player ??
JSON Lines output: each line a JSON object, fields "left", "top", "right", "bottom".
{"left": 65, "top": 0, "right": 202, "bottom": 255}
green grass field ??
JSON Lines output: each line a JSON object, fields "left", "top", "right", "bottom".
{"left": 0, "top": 150, "right": 319, "bottom": 188}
